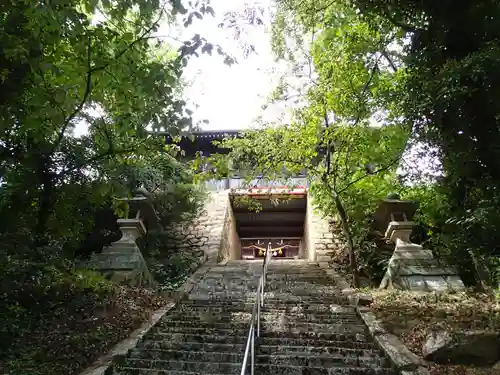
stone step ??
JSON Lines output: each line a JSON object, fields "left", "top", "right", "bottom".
{"left": 162, "top": 312, "right": 360, "bottom": 325}
{"left": 137, "top": 341, "right": 246, "bottom": 352}
{"left": 143, "top": 329, "right": 369, "bottom": 343}
{"left": 188, "top": 290, "right": 343, "bottom": 298}
{"left": 197, "top": 278, "right": 334, "bottom": 285}
{"left": 155, "top": 320, "right": 367, "bottom": 333}
{"left": 116, "top": 362, "right": 395, "bottom": 375}
{"left": 202, "top": 270, "right": 327, "bottom": 276}
{"left": 167, "top": 306, "right": 358, "bottom": 318}
{"left": 227, "top": 259, "right": 315, "bottom": 264}
{"left": 126, "top": 349, "right": 388, "bottom": 368}
{"left": 112, "top": 261, "right": 394, "bottom": 375}
{"left": 212, "top": 264, "right": 319, "bottom": 270}
{"left": 195, "top": 279, "right": 337, "bottom": 286}
{"left": 207, "top": 265, "right": 321, "bottom": 270}
{"left": 186, "top": 294, "right": 347, "bottom": 304}
{"left": 176, "top": 302, "right": 356, "bottom": 314}
{"left": 259, "top": 345, "right": 382, "bottom": 359}
{"left": 192, "top": 284, "right": 341, "bottom": 296}
{"left": 260, "top": 330, "right": 369, "bottom": 342}
{"left": 136, "top": 340, "right": 379, "bottom": 354}
{"left": 259, "top": 339, "right": 378, "bottom": 351}
{"left": 150, "top": 322, "right": 366, "bottom": 336}
{"left": 140, "top": 333, "right": 248, "bottom": 345}
{"left": 187, "top": 292, "right": 344, "bottom": 301}
{"left": 257, "top": 353, "right": 388, "bottom": 368}
{"left": 128, "top": 348, "right": 243, "bottom": 363}
{"left": 202, "top": 274, "right": 330, "bottom": 281}
{"left": 261, "top": 306, "right": 356, "bottom": 314}
{"left": 203, "top": 272, "right": 326, "bottom": 277}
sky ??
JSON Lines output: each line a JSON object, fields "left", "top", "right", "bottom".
{"left": 73, "top": 0, "right": 277, "bottom": 137}
{"left": 159, "top": 0, "right": 282, "bottom": 131}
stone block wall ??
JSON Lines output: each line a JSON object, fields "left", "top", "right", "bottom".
{"left": 218, "top": 199, "right": 241, "bottom": 261}
{"left": 162, "top": 191, "right": 231, "bottom": 266}
{"left": 79, "top": 191, "right": 233, "bottom": 287}
{"left": 304, "top": 195, "right": 344, "bottom": 263}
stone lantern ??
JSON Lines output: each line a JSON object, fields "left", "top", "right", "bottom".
{"left": 374, "top": 195, "right": 464, "bottom": 292}
{"left": 80, "top": 193, "right": 158, "bottom": 287}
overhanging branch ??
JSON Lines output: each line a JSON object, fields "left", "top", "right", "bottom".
{"left": 53, "top": 34, "right": 93, "bottom": 152}
{"left": 50, "top": 7, "right": 166, "bottom": 154}
{"left": 336, "top": 153, "right": 403, "bottom": 195}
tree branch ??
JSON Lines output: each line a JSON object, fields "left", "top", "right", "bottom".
{"left": 336, "top": 153, "right": 403, "bottom": 195}
{"left": 51, "top": 7, "right": 166, "bottom": 154}
{"left": 38, "top": 67, "right": 67, "bottom": 121}
{"left": 381, "top": 12, "right": 417, "bottom": 34}
{"left": 52, "top": 35, "right": 93, "bottom": 152}
{"left": 58, "top": 147, "right": 139, "bottom": 179}
{"left": 381, "top": 50, "right": 398, "bottom": 72}
{"left": 90, "top": 7, "right": 166, "bottom": 74}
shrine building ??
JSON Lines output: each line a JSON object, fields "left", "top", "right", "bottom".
{"left": 164, "top": 130, "right": 318, "bottom": 261}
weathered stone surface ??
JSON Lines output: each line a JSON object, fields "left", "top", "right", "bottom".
{"left": 422, "top": 330, "right": 500, "bottom": 365}
{"left": 108, "top": 261, "right": 397, "bottom": 375}
{"left": 359, "top": 311, "right": 386, "bottom": 336}
{"left": 304, "top": 197, "right": 344, "bottom": 262}
{"left": 375, "top": 333, "right": 425, "bottom": 370}
{"left": 379, "top": 227, "right": 465, "bottom": 292}
{"left": 160, "top": 191, "right": 231, "bottom": 268}
{"left": 79, "top": 239, "right": 155, "bottom": 287}
{"left": 400, "top": 367, "right": 431, "bottom": 375}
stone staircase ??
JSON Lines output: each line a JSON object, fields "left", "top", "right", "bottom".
{"left": 112, "top": 260, "right": 397, "bottom": 375}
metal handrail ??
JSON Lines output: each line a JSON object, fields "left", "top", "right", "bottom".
{"left": 240, "top": 242, "right": 273, "bottom": 375}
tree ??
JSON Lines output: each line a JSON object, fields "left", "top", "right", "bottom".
{"left": 0, "top": 0, "right": 222, "bottom": 257}
{"left": 217, "top": 0, "right": 408, "bottom": 286}
{"left": 268, "top": 0, "right": 500, "bottom": 288}
{"left": 196, "top": 119, "right": 406, "bottom": 286}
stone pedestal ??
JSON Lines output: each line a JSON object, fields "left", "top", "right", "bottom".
{"left": 82, "top": 218, "right": 156, "bottom": 287}
{"left": 78, "top": 192, "right": 160, "bottom": 287}
{"left": 375, "top": 198, "right": 465, "bottom": 292}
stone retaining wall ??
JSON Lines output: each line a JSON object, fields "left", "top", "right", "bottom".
{"left": 175, "top": 191, "right": 345, "bottom": 265}
{"left": 304, "top": 195, "right": 344, "bottom": 263}
{"left": 162, "top": 191, "right": 231, "bottom": 265}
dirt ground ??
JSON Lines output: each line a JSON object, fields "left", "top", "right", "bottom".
{"left": 0, "top": 286, "right": 167, "bottom": 375}
{"left": 370, "top": 290, "right": 500, "bottom": 375}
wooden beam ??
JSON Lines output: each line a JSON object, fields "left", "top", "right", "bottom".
{"left": 238, "top": 226, "right": 303, "bottom": 237}
{"left": 235, "top": 212, "right": 305, "bottom": 224}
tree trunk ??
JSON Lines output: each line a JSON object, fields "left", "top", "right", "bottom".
{"left": 33, "top": 164, "right": 54, "bottom": 258}
{"left": 333, "top": 192, "right": 360, "bottom": 288}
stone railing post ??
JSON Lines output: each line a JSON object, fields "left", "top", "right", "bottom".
{"left": 374, "top": 194, "right": 465, "bottom": 292}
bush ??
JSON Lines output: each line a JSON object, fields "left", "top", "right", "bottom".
{"left": 0, "top": 256, "right": 113, "bottom": 357}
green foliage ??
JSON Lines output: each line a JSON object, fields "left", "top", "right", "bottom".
{"left": 0, "top": 0, "right": 222, "bottom": 371}
{"left": 0, "top": 0, "right": 228, "bottom": 252}
{"left": 199, "top": 120, "right": 408, "bottom": 286}
{"left": 108, "top": 148, "right": 207, "bottom": 226}
{"left": 355, "top": 0, "right": 500, "bottom": 287}
{"left": 0, "top": 255, "right": 112, "bottom": 356}
{"left": 146, "top": 250, "right": 199, "bottom": 290}
{"left": 208, "top": 0, "right": 410, "bottom": 285}
{"left": 268, "top": 0, "right": 500, "bottom": 288}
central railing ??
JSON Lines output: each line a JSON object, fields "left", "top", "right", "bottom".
{"left": 240, "top": 242, "right": 273, "bottom": 375}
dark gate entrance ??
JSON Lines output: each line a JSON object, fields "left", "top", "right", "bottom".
{"left": 231, "top": 191, "right": 307, "bottom": 260}
{"left": 241, "top": 238, "right": 300, "bottom": 260}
